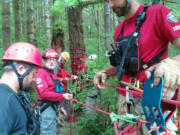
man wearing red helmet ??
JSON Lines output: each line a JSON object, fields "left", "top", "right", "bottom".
{"left": 94, "top": 0, "right": 180, "bottom": 134}
{"left": 0, "top": 42, "right": 42, "bottom": 135}
{"left": 34, "top": 49, "right": 72, "bottom": 135}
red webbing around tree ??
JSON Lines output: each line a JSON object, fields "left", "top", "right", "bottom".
{"left": 70, "top": 48, "right": 87, "bottom": 75}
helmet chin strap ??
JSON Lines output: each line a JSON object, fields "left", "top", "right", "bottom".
{"left": 10, "top": 62, "right": 34, "bottom": 91}
{"left": 121, "top": 0, "right": 131, "bottom": 16}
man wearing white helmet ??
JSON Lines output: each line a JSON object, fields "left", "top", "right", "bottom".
{"left": 84, "top": 54, "right": 100, "bottom": 117}
{"left": 88, "top": 54, "right": 97, "bottom": 61}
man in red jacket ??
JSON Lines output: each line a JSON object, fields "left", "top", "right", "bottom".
{"left": 57, "top": 51, "right": 78, "bottom": 120}
{"left": 34, "top": 49, "right": 72, "bottom": 135}
{"left": 94, "top": 0, "right": 180, "bottom": 134}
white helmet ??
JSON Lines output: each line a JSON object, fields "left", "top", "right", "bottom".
{"left": 88, "top": 54, "right": 97, "bottom": 61}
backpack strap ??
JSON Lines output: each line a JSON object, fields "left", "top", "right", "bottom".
{"left": 43, "top": 67, "right": 63, "bottom": 93}
{"left": 16, "top": 91, "right": 40, "bottom": 135}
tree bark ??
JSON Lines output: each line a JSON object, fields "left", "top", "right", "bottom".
{"left": 27, "top": 0, "right": 35, "bottom": 44}
{"left": 51, "top": 0, "right": 65, "bottom": 53}
{"left": 152, "top": 0, "right": 161, "bottom": 4}
{"left": 2, "top": 0, "right": 11, "bottom": 49}
{"left": 13, "top": 0, "right": 22, "bottom": 42}
{"left": 68, "top": 6, "right": 86, "bottom": 74}
{"left": 104, "top": 2, "right": 111, "bottom": 50}
{"left": 113, "top": 12, "right": 118, "bottom": 31}
{"left": 44, "top": 0, "right": 51, "bottom": 48}
{"left": 21, "top": 0, "right": 26, "bottom": 37}
{"left": 51, "top": 26, "right": 65, "bottom": 53}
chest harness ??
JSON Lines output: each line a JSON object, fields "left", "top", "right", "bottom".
{"left": 38, "top": 68, "right": 64, "bottom": 114}
{"left": 16, "top": 91, "right": 40, "bottom": 135}
{"left": 108, "top": 6, "right": 167, "bottom": 81}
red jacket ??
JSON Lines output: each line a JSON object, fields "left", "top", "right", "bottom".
{"left": 34, "top": 67, "right": 63, "bottom": 102}
{"left": 57, "top": 64, "right": 72, "bottom": 90}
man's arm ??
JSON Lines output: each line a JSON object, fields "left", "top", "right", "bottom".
{"left": 173, "top": 37, "right": 180, "bottom": 60}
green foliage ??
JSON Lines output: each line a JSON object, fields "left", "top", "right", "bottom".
{"left": 72, "top": 84, "right": 118, "bottom": 135}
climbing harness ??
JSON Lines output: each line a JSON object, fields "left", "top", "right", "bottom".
{"left": 17, "top": 91, "right": 40, "bottom": 135}
{"left": 108, "top": 6, "right": 167, "bottom": 81}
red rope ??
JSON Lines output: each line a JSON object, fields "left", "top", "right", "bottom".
{"left": 71, "top": 98, "right": 147, "bottom": 135}
{"left": 114, "top": 122, "right": 119, "bottom": 135}
{"left": 87, "top": 79, "right": 180, "bottom": 106}
{"left": 71, "top": 99, "right": 110, "bottom": 116}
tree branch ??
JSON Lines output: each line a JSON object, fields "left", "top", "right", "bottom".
{"left": 79, "top": 0, "right": 104, "bottom": 8}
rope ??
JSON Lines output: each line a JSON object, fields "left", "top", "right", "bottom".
{"left": 71, "top": 98, "right": 110, "bottom": 115}
{"left": 71, "top": 98, "right": 149, "bottom": 135}
{"left": 68, "top": 77, "right": 180, "bottom": 134}
{"left": 87, "top": 79, "right": 180, "bottom": 106}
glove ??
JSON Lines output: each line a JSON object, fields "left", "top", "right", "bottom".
{"left": 93, "top": 70, "right": 107, "bottom": 90}
{"left": 146, "top": 58, "right": 180, "bottom": 89}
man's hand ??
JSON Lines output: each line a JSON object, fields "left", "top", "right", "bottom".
{"left": 145, "top": 58, "right": 180, "bottom": 96}
{"left": 72, "top": 75, "right": 78, "bottom": 80}
{"left": 63, "top": 93, "right": 73, "bottom": 100}
{"left": 59, "top": 107, "right": 67, "bottom": 118}
{"left": 94, "top": 70, "right": 107, "bottom": 90}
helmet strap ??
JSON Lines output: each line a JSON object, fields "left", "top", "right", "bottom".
{"left": 121, "top": 0, "right": 131, "bottom": 16}
{"left": 10, "top": 62, "right": 34, "bottom": 91}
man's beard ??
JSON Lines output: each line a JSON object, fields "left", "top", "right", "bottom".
{"left": 112, "top": 1, "right": 130, "bottom": 17}
{"left": 22, "top": 82, "right": 34, "bottom": 92}
{"left": 45, "top": 63, "right": 56, "bottom": 70}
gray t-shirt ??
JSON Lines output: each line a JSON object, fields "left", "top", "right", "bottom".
{"left": 0, "top": 84, "right": 27, "bottom": 135}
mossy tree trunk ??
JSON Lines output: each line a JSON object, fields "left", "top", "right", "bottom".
{"left": 13, "top": 0, "right": 22, "bottom": 42}
{"left": 2, "top": 0, "right": 11, "bottom": 49}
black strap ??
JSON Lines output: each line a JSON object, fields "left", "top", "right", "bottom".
{"left": 135, "top": 6, "right": 148, "bottom": 32}
{"left": 118, "top": 6, "right": 149, "bottom": 38}
{"left": 16, "top": 91, "right": 40, "bottom": 135}
{"left": 140, "top": 47, "right": 168, "bottom": 71}
{"left": 38, "top": 100, "right": 58, "bottom": 113}
{"left": 10, "top": 62, "right": 34, "bottom": 90}
{"left": 116, "top": 6, "right": 149, "bottom": 80}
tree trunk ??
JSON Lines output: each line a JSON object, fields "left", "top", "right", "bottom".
{"left": 27, "top": 0, "right": 35, "bottom": 44}
{"left": 67, "top": 6, "right": 86, "bottom": 75}
{"left": 51, "top": 0, "right": 65, "bottom": 53}
{"left": 152, "top": 0, "right": 161, "bottom": 4}
{"left": 113, "top": 12, "right": 118, "bottom": 31}
{"left": 44, "top": 0, "right": 51, "bottom": 48}
{"left": 2, "top": 0, "right": 11, "bottom": 49}
{"left": 51, "top": 26, "right": 65, "bottom": 53}
{"left": 94, "top": 4, "right": 101, "bottom": 57}
{"left": 104, "top": 2, "right": 111, "bottom": 50}
{"left": 13, "top": 0, "right": 22, "bottom": 42}
{"left": 21, "top": 0, "right": 26, "bottom": 37}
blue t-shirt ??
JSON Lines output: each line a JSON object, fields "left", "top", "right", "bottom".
{"left": 0, "top": 84, "right": 27, "bottom": 135}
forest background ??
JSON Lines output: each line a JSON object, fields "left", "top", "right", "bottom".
{"left": 0, "top": 0, "right": 180, "bottom": 134}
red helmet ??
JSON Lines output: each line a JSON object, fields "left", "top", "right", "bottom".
{"left": 43, "top": 49, "right": 59, "bottom": 59}
{"left": 2, "top": 42, "right": 42, "bottom": 67}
